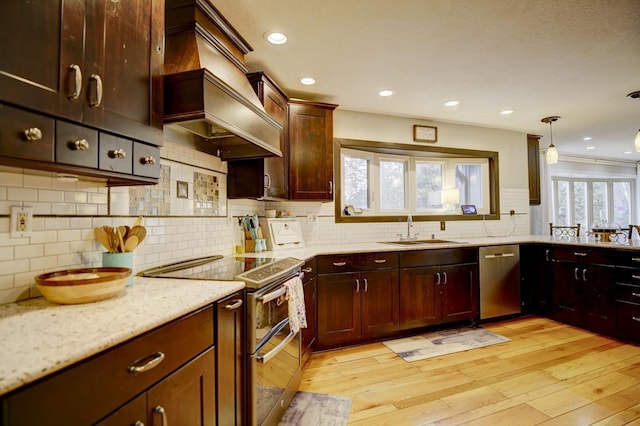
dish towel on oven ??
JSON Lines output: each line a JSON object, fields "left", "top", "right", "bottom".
{"left": 284, "top": 276, "right": 307, "bottom": 333}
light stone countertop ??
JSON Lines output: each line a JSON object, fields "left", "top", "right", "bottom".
{"left": 0, "top": 277, "right": 244, "bottom": 396}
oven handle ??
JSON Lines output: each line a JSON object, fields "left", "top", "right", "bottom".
{"left": 259, "top": 271, "right": 304, "bottom": 304}
{"left": 257, "top": 328, "right": 297, "bottom": 364}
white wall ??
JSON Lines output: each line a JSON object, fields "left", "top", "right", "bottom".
{"left": 0, "top": 110, "right": 531, "bottom": 305}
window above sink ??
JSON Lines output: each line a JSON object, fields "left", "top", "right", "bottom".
{"left": 335, "top": 138, "right": 501, "bottom": 223}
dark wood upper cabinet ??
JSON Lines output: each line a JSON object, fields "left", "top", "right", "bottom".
{"left": 0, "top": 0, "right": 163, "bottom": 145}
{"left": 527, "top": 134, "right": 541, "bottom": 205}
{"left": 0, "top": 0, "right": 164, "bottom": 185}
{"left": 288, "top": 100, "right": 337, "bottom": 201}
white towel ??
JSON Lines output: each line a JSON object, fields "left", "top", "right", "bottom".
{"left": 284, "top": 276, "right": 307, "bottom": 333}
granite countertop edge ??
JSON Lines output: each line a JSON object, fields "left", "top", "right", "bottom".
{"left": 0, "top": 277, "right": 244, "bottom": 396}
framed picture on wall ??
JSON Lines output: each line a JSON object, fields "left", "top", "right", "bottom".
{"left": 413, "top": 125, "right": 438, "bottom": 143}
{"left": 177, "top": 181, "right": 188, "bottom": 199}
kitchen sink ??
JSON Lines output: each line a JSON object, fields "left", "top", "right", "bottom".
{"left": 380, "top": 239, "right": 464, "bottom": 246}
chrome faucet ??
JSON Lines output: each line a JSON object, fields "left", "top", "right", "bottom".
{"left": 397, "top": 214, "right": 418, "bottom": 240}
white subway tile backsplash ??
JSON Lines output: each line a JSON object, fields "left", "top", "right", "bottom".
{"left": 23, "top": 174, "right": 52, "bottom": 189}
{"left": 44, "top": 242, "right": 70, "bottom": 256}
{"left": 38, "top": 189, "right": 65, "bottom": 203}
{"left": 7, "top": 187, "right": 38, "bottom": 201}
{"left": 14, "top": 245, "right": 44, "bottom": 259}
{"left": 52, "top": 203, "right": 76, "bottom": 215}
{"left": 1, "top": 258, "right": 30, "bottom": 275}
{"left": 0, "top": 172, "right": 23, "bottom": 187}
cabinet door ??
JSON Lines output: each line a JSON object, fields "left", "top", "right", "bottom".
{"left": 262, "top": 82, "right": 288, "bottom": 199}
{"left": 317, "top": 273, "right": 360, "bottom": 347}
{"left": 288, "top": 101, "right": 335, "bottom": 200}
{"left": 441, "top": 264, "right": 478, "bottom": 323}
{"left": 550, "top": 261, "right": 582, "bottom": 326}
{"left": 361, "top": 270, "right": 399, "bottom": 337}
{"left": 399, "top": 267, "right": 440, "bottom": 329}
{"left": 147, "top": 348, "right": 215, "bottom": 426}
{"left": 216, "top": 293, "right": 245, "bottom": 426}
{"left": 95, "top": 394, "right": 146, "bottom": 426}
{"left": 83, "top": 0, "right": 163, "bottom": 143}
{"left": 582, "top": 264, "right": 616, "bottom": 334}
{"left": 520, "top": 244, "right": 553, "bottom": 315}
{"left": 302, "top": 274, "right": 317, "bottom": 361}
{"left": 0, "top": 0, "right": 84, "bottom": 120}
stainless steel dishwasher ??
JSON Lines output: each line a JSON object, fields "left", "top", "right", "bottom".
{"left": 479, "top": 245, "right": 521, "bottom": 320}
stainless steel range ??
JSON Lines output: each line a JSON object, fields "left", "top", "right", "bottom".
{"left": 141, "top": 255, "right": 304, "bottom": 426}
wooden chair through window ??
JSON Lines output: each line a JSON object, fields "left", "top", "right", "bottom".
{"left": 549, "top": 223, "right": 581, "bottom": 238}
{"left": 628, "top": 225, "right": 640, "bottom": 240}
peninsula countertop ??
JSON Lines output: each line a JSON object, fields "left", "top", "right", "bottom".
{"left": 0, "top": 277, "right": 244, "bottom": 396}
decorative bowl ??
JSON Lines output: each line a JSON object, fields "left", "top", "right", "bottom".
{"left": 35, "top": 267, "right": 131, "bottom": 304}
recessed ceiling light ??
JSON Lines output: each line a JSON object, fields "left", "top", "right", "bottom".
{"left": 583, "top": 136, "right": 592, "bottom": 141}
{"left": 586, "top": 146, "right": 595, "bottom": 150}
{"left": 445, "top": 100, "right": 459, "bottom": 107}
{"left": 500, "top": 109, "right": 514, "bottom": 115}
{"left": 300, "top": 77, "right": 316, "bottom": 85}
{"left": 265, "top": 32, "right": 287, "bottom": 45}
{"left": 379, "top": 90, "right": 393, "bottom": 97}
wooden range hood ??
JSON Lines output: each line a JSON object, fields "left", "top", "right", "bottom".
{"left": 163, "top": 0, "right": 282, "bottom": 160}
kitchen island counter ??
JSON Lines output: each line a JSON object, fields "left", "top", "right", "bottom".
{"left": 0, "top": 277, "right": 244, "bottom": 396}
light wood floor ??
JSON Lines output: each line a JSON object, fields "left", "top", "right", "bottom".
{"left": 299, "top": 316, "right": 640, "bottom": 425}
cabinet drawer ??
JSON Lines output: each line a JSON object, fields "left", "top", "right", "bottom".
{"left": 317, "top": 252, "right": 398, "bottom": 273}
{"left": 2, "top": 305, "right": 214, "bottom": 425}
{"left": 616, "top": 266, "right": 640, "bottom": 286}
{"left": 399, "top": 247, "right": 478, "bottom": 268}
{"left": 616, "top": 301, "right": 640, "bottom": 341}
{"left": 55, "top": 120, "right": 98, "bottom": 168}
{"left": 616, "top": 282, "right": 640, "bottom": 304}
{"left": 615, "top": 250, "right": 640, "bottom": 268}
{"left": 99, "top": 133, "right": 133, "bottom": 174}
{"left": 133, "top": 142, "right": 161, "bottom": 178}
{"left": 0, "top": 103, "right": 54, "bottom": 162}
{"left": 550, "top": 246, "right": 614, "bottom": 264}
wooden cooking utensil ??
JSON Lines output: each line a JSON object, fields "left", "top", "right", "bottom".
{"left": 116, "top": 227, "right": 125, "bottom": 253}
{"left": 124, "top": 235, "right": 139, "bottom": 252}
{"left": 128, "top": 226, "right": 147, "bottom": 244}
{"left": 94, "top": 228, "right": 113, "bottom": 252}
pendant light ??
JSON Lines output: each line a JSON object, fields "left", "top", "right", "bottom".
{"left": 627, "top": 91, "right": 640, "bottom": 152}
{"left": 541, "top": 116, "right": 561, "bottom": 164}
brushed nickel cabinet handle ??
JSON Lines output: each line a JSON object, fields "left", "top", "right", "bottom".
{"left": 582, "top": 269, "right": 587, "bottom": 282}
{"left": 224, "top": 299, "right": 243, "bottom": 310}
{"left": 332, "top": 261, "right": 346, "bottom": 267}
{"left": 302, "top": 267, "right": 313, "bottom": 273}
{"left": 110, "top": 148, "right": 127, "bottom": 159}
{"left": 435, "top": 272, "right": 441, "bottom": 285}
{"left": 633, "top": 258, "right": 640, "bottom": 262}
{"left": 545, "top": 249, "right": 551, "bottom": 262}
{"left": 573, "top": 252, "right": 588, "bottom": 257}
{"left": 631, "top": 292, "right": 640, "bottom": 298}
{"left": 68, "top": 64, "right": 82, "bottom": 100}
{"left": 632, "top": 275, "right": 640, "bottom": 280}
{"left": 133, "top": 422, "right": 144, "bottom": 426}
{"left": 633, "top": 316, "right": 640, "bottom": 323}
{"left": 574, "top": 267, "right": 580, "bottom": 281}
{"left": 355, "top": 278, "right": 360, "bottom": 292}
{"left": 443, "top": 271, "right": 448, "bottom": 284}
{"left": 329, "top": 181, "right": 333, "bottom": 195}
{"left": 142, "top": 156, "right": 156, "bottom": 165}
{"left": 127, "top": 351, "right": 165, "bottom": 374}
{"left": 23, "top": 127, "right": 42, "bottom": 141}
{"left": 154, "top": 406, "right": 168, "bottom": 426}
{"left": 374, "top": 259, "right": 387, "bottom": 264}
{"left": 364, "top": 278, "right": 368, "bottom": 292}
{"left": 264, "top": 173, "right": 271, "bottom": 189}
{"left": 89, "top": 74, "right": 103, "bottom": 107}
{"left": 72, "top": 139, "right": 89, "bottom": 151}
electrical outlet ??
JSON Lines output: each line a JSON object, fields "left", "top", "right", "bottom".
{"left": 10, "top": 206, "right": 33, "bottom": 238}
{"left": 440, "top": 221, "right": 446, "bottom": 231}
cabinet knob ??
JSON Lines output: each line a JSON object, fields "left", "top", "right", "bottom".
{"left": 142, "top": 156, "right": 156, "bottom": 165}
{"left": 109, "top": 148, "right": 127, "bottom": 159}
{"left": 89, "top": 74, "right": 103, "bottom": 108}
{"left": 23, "top": 127, "right": 42, "bottom": 141}
{"left": 68, "top": 64, "right": 82, "bottom": 100}
{"left": 72, "top": 139, "right": 90, "bottom": 151}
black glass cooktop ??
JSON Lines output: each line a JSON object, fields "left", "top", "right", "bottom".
{"left": 140, "top": 255, "right": 302, "bottom": 289}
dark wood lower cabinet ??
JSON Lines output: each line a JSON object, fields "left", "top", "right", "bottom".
{"left": 216, "top": 292, "right": 245, "bottom": 426}
{"left": 317, "top": 269, "right": 399, "bottom": 348}
{"left": 301, "top": 258, "right": 317, "bottom": 364}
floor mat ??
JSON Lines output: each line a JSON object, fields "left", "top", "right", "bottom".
{"left": 383, "top": 326, "right": 510, "bottom": 362}
{"left": 278, "top": 391, "right": 352, "bottom": 426}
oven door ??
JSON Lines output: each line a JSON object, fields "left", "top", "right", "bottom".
{"left": 248, "top": 318, "right": 300, "bottom": 426}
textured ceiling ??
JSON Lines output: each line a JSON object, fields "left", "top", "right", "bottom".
{"left": 212, "top": 0, "right": 640, "bottom": 161}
